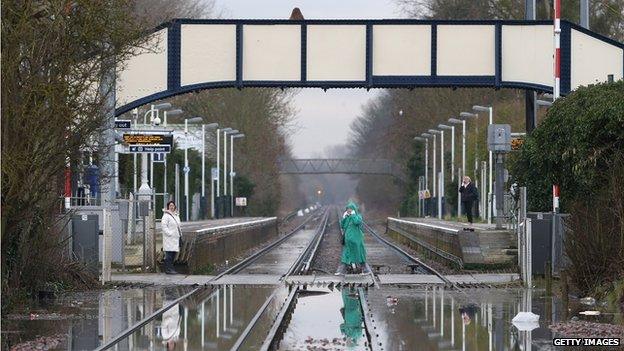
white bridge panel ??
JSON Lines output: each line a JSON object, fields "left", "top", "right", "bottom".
{"left": 502, "top": 25, "right": 553, "bottom": 86}
{"left": 307, "top": 25, "right": 366, "bottom": 81}
{"left": 437, "top": 25, "right": 495, "bottom": 76}
{"left": 116, "top": 29, "right": 167, "bottom": 107}
{"left": 373, "top": 25, "right": 431, "bottom": 76}
{"left": 243, "top": 25, "right": 301, "bottom": 81}
{"left": 181, "top": 24, "right": 236, "bottom": 86}
{"left": 571, "top": 29, "right": 623, "bottom": 90}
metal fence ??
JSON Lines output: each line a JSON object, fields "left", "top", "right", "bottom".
{"left": 102, "top": 195, "right": 158, "bottom": 277}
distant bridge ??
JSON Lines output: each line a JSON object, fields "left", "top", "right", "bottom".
{"left": 277, "top": 159, "right": 406, "bottom": 181}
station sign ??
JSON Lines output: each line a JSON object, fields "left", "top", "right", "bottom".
{"left": 114, "top": 120, "right": 132, "bottom": 129}
{"left": 235, "top": 197, "right": 247, "bottom": 206}
{"left": 128, "top": 145, "right": 171, "bottom": 153}
{"left": 123, "top": 133, "right": 173, "bottom": 146}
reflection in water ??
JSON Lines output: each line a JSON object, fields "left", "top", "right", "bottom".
{"left": 18, "top": 284, "right": 615, "bottom": 350}
{"left": 366, "top": 287, "right": 571, "bottom": 351}
{"left": 340, "top": 288, "right": 364, "bottom": 347}
{"left": 160, "top": 297, "right": 181, "bottom": 350}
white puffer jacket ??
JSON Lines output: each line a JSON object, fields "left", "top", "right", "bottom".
{"left": 161, "top": 210, "right": 181, "bottom": 252}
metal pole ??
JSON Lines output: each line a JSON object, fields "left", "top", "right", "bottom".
{"left": 230, "top": 135, "right": 234, "bottom": 217}
{"left": 438, "top": 171, "right": 442, "bottom": 220}
{"left": 457, "top": 168, "right": 462, "bottom": 217}
{"left": 450, "top": 125, "right": 455, "bottom": 182}
{"left": 580, "top": 0, "right": 589, "bottom": 29}
{"left": 163, "top": 154, "right": 167, "bottom": 204}
{"left": 184, "top": 119, "right": 189, "bottom": 222}
{"left": 202, "top": 124, "right": 206, "bottom": 198}
{"left": 150, "top": 154, "right": 154, "bottom": 209}
{"left": 175, "top": 163, "right": 179, "bottom": 206}
{"left": 554, "top": 0, "right": 561, "bottom": 99}
{"left": 488, "top": 107, "right": 493, "bottom": 225}
{"left": 440, "top": 130, "right": 445, "bottom": 218}
{"left": 216, "top": 129, "right": 220, "bottom": 197}
{"left": 432, "top": 134, "right": 437, "bottom": 198}
{"left": 425, "top": 140, "right": 429, "bottom": 191}
{"left": 462, "top": 120, "right": 466, "bottom": 177}
{"left": 224, "top": 131, "right": 228, "bottom": 196}
{"left": 133, "top": 154, "right": 137, "bottom": 194}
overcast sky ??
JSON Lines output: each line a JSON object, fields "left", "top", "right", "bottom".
{"left": 214, "top": 0, "right": 401, "bottom": 158}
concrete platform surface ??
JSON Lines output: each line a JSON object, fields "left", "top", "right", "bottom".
{"left": 392, "top": 217, "right": 499, "bottom": 231}
{"left": 158, "top": 217, "right": 275, "bottom": 233}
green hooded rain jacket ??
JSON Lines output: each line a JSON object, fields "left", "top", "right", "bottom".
{"left": 340, "top": 201, "right": 367, "bottom": 264}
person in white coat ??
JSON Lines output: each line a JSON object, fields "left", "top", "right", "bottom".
{"left": 162, "top": 200, "right": 182, "bottom": 274}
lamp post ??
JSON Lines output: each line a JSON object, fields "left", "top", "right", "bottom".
{"left": 414, "top": 136, "right": 428, "bottom": 217}
{"left": 429, "top": 129, "right": 443, "bottom": 219}
{"left": 183, "top": 117, "right": 203, "bottom": 221}
{"left": 223, "top": 129, "right": 239, "bottom": 217}
{"left": 201, "top": 123, "right": 219, "bottom": 219}
{"left": 162, "top": 109, "right": 183, "bottom": 205}
{"left": 438, "top": 124, "right": 455, "bottom": 182}
{"left": 229, "top": 133, "right": 245, "bottom": 216}
{"left": 421, "top": 133, "right": 432, "bottom": 192}
{"left": 448, "top": 118, "right": 465, "bottom": 217}
{"left": 413, "top": 137, "right": 429, "bottom": 189}
{"left": 137, "top": 103, "right": 173, "bottom": 210}
{"left": 460, "top": 111, "right": 481, "bottom": 218}
{"left": 473, "top": 105, "right": 494, "bottom": 225}
{"left": 215, "top": 128, "right": 232, "bottom": 218}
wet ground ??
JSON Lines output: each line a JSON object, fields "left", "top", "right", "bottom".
{"left": 4, "top": 210, "right": 622, "bottom": 350}
{"left": 238, "top": 229, "right": 317, "bottom": 275}
{"left": 2, "top": 285, "right": 194, "bottom": 350}
{"left": 4, "top": 284, "right": 623, "bottom": 350}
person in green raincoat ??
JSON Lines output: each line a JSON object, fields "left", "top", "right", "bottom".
{"left": 340, "top": 288, "right": 364, "bottom": 346}
{"left": 339, "top": 201, "right": 367, "bottom": 274}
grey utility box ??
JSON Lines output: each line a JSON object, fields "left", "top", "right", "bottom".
{"left": 527, "top": 212, "right": 569, "bottom": 277}
{"left": 488, "top": 124, "right": 511, "bottom": 152}
{"left": 72, "top": 214, "right": 99, "bottom": 274}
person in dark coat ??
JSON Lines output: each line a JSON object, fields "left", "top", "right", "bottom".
{"left": 459, "top": 176, "right": 479, "bottom": 224}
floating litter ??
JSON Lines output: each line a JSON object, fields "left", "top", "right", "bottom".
{"left": 512, "top": 312, "right": 540, "bottom": 331}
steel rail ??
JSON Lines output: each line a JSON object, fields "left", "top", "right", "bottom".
{"left": 358, "top": 287, "right": 382, "bottom": 351}
{"left": 363, "top": 221, "right": 455, "bottom": 288}
{"left": 96, "top": 208, "right": 322, "bottom": 351}
{"left": 286, "top": 209, "right": 329, "bottom": 276}
{"left": 232, "top": 208, "right": 330, "bottom": 350}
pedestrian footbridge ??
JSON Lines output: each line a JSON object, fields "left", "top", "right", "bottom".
{"left": 114, "top": 19, "right": 623, "bottom": 116}
{"left": 277, "top": 158, "right": 406, "bottom": 181}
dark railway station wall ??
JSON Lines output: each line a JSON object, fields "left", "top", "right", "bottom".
{"left": 386, "top": 219, "right": 516, "bottom": 269}
{"left": 178, "top": 220, "right": 279, "bottom": 274}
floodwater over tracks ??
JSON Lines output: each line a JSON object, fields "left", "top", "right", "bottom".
{"left": 5, "top": 285, "right": 623, "bottom": 350}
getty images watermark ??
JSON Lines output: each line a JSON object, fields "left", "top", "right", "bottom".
{"left": 553, "top": 338, "right": 621, "bottom": 347}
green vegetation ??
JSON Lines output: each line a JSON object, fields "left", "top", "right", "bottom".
{"left": 511, "top": 81, "right": 624, "bottom": 212}
{"left": 1, "top": 0, "right": 152, "bottom": 314}
{"left": 511, "top": 81, "right": 624, "bottom": 296}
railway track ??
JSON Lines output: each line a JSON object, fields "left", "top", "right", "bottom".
{"left": 96, "top": 208, "right": 328, "bottom": 351}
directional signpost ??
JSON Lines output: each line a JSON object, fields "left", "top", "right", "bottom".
{"left": 128, "top": 145, "right": 171, "bottom": 153}
{"left": 114, "top": 120, "right": 131, "bottom": 129}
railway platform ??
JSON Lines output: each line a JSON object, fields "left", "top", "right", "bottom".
{"left": 387, "top": 217, "right": 517, "bottom": 268}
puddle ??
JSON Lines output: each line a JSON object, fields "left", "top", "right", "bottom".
{"left": 2, "top": 286, "right": 194, "bottom": 350}
{"left": 277, "top": 287, "right": 367, "bottom": 351}
{"left": 4, "top": 285, "right": 621, "bottom": 350}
